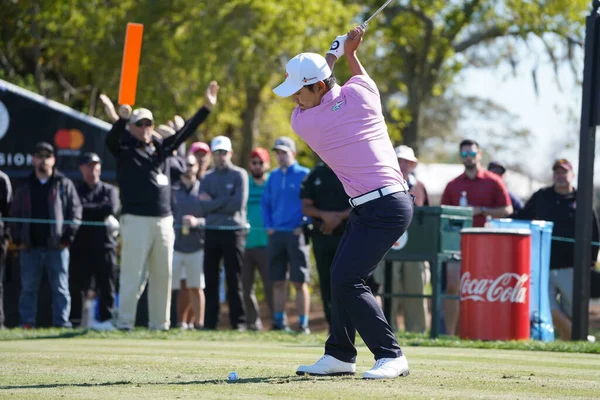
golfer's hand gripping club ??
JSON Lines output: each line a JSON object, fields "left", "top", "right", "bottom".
{"left": 327, "top": 34, "right": 348, "bottom": 59}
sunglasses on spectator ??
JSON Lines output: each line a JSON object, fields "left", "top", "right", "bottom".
{"left": 461, "top": 150, "right": 478, "bottom": 158}
{"left": 134, "top": 120, "right": 153, "bottom": 127}
{"left": 251, "top": 161, "right": 264, "bottom": 166}
{"left": 186, "top": 163, "right": 196, "bottom": 168}
{"left": 213, "top": 150, "right": 228, "bottom": 155}
{"left": 34, "top": 152, "right": 53, "bottom": 159}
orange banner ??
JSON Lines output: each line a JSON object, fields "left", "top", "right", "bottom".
{"left": 118, "top": 23, "right": 144, "bottom": 105}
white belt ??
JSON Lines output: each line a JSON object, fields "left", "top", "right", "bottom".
{"left": 348, "top": 182, "right": 409, "bottom": 208}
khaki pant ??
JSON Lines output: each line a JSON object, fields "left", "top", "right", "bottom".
{"left": 390, "top": 260, "right": 430, "bottom": 333}
{"left": 117, "top": 214, "right": 174, "bottom": 330}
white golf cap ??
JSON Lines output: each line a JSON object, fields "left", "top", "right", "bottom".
{"left": 130, "top": 108, "right": 154, "bottom": 124}
{"left": 211, "top": 135, "right": 232, "bottom": 152}
{"left": 273, "top": 53, "right": 332, "bottom": 97}
{"left": 395, "top": 145, "right": 418, "bottom": 162}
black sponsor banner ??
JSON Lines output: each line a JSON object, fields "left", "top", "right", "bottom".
{"left": 0, "top": 80, "right": 116, "bottom": 182}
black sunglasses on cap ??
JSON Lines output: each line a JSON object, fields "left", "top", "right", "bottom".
{"left": 135, "top": 119, "right": 153, "bottom": 127}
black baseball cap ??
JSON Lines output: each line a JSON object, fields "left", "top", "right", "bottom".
{"left": 78, "top": 152, "right": 102, "bottom": 165}
{"left": 33, "top": 142, "right": 54, "bottom": 156}
{"left": 487, "top": 160, "right": 506, "bottom": 175}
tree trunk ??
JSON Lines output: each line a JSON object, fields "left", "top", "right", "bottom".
{"left": 239, "top": 86, "right": 261, "bottom": 168}
{"left": 403, "top": 88, "right": 423, "bottom": 154}
{"left": 89, "top": 85, "right": 98, "bottom": 116}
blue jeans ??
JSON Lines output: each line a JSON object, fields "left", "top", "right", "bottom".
{"left": 19, "top": 248, "right": 72, "bottom": 327}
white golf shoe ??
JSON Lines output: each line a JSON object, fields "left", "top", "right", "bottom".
{"left": 362, "top": 355, "right": 410, "bottom": 379}
{"left": 296, "top": 355, "right": 356, "bottom": 376}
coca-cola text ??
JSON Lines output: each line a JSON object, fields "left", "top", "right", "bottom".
{"left": 460, "top": 272, "right": 529, "bottom": 303}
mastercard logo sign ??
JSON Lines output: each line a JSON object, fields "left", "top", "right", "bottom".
{"left": 54, "top": 129, "right": 84, "bottom": 150}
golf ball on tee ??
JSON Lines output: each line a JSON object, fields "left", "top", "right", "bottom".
{"left": 228, "top": 372, "right": 239, "bottom": 381}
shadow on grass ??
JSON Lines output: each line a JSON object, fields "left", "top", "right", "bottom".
{"left": 0, "top": 375, "right": 349, "bottom": 390}
{"left": 0, "top": 329, "right": 90, "bottom": 341}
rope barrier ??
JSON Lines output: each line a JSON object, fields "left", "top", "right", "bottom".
{"left": 0, "top": 217, "right": 296, "bottom": 232}
{"left": 1, "top": 217, "right": 599, "bottom": 245}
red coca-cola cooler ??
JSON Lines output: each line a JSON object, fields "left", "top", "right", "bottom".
{"left": 459, "top": 228, "right": 531, "bottom": 341}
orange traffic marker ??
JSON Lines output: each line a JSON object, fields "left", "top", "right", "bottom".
{"left": 118, "top": 23, "right": 144, "bottom": 105}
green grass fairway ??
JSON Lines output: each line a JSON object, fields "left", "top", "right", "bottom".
{"left": 0, "top": 333, "right": 598, "bottom": 399}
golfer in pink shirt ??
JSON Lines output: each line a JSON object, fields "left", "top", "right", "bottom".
{"left": 273, "top": 26, "right": 413, "bottom": 379}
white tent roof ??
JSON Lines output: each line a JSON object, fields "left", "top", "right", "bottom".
{"left": 413, "top": 163, "right": 547, "bottom": 204}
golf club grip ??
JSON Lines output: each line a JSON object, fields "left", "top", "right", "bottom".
{"left": 364, "top": 0, "right": 393, "bottom": 25}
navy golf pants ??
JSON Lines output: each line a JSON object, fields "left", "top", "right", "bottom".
{"left": 325, "top": 191, "right": 413, "bottom": 363}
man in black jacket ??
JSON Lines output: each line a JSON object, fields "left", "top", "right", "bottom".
{"left": 70, "top": 153, "right": 120, "bottom": 330}
{"left": 516, "top": 158, "right": 600, "bottom": 340}
{"left": 10, "top": 142, "right": 82, "bottom": 328}
{"left": 106, "top": 81, "right": 219, "bottom": 331}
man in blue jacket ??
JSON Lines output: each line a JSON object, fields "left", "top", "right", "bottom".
{"left": 262, "top": 137, "right": 311, "bottom": 333}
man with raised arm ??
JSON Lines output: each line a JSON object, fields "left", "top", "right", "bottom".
{"left": 106, "top": 81, "right": 219, "bottom": 331}
{"left": 273, "top": 26, "right": 412, "bottom": 379}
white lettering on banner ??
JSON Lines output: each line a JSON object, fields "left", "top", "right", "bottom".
{"left": 0, "top": 153, "right": 33, "bottom": 167}
{"left": 460, "top": 272, "right": 529, "bottom": 303}
{"left": 0, "top": 100, "right": 9, "bottom": 141}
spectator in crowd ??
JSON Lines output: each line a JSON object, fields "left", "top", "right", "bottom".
{"left": 301, "top": 162, "right": 383, "bottom": 331}
{"left": 198, "top": 136, "right": 248, "bottom": 330}
{"left": 440, "top": 139, "right": 512, "bottom": 335}
{"left": 99, "top": 93, "right": 188, "bottom": 186}
{"left": 243, "top": 147, "right": 274, "bottom": 331}
{"left": 396, "top": 145, "right": 428, "bottom": 206}
{"left": 487, "top": 160, "right": 524, "bottom": 215}
{"left": 106, "top": 81, "right": 219, "bottom": 331}
{"left": 70, "top": 153, "right": 120, "bottom": 330}
{"left": 389, "top": 145, "right": 430, "bottom": 333}
{"left": 172, "top": 155, "right": 206, "bottom": 330}
{"left": 262, "top": 137, "right": 311, "bottom": 333}
{"left": 300, "top": 161, "right": 351, "bottom": 329}
{"left": 0, "top": 169, "right": 11, "bottom": 329}
{"left": 161, "top": 122, "right": 195, "bottom": 325}
{"left": 10, "top": 142, "right": 82, "bottom": 328}
{"left": 173, "top": 141, "right": 211, "bottom": 325}
{"left": 189, "top": 142, "right": 212, "bottom": 181}
{"left": 516, "top": 158, "right": 600, "bottom": 340}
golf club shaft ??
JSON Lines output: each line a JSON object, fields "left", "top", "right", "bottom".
{"left": 363, "top": 0, "right": 393, "bottom": 25}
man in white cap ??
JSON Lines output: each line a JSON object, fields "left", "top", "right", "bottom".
{"left": 395, "top": 145, "right": 428, "bottom": 207}
{"left": 196, "top": 136, "right": 249, "bottom": 330}
{"left": 273, "top": 26, "right": 412, "bottom": 379}
{"left": 390, "top": 145, "right": 430, "bottom": 334}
